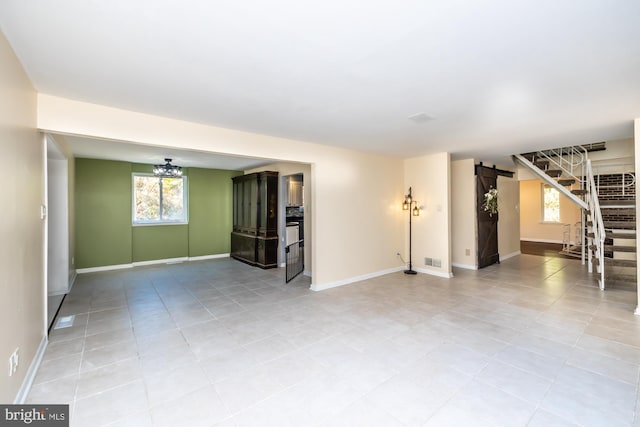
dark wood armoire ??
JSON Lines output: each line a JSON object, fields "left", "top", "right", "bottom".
{"left": 230, "top": 171, "right": 279, "bottom": 268}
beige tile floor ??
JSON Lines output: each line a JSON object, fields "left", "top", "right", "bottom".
{"left": 28, "top": 255, "right": 640, "bottom": 427}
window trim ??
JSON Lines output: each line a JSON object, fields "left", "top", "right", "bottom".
{"left": 541, "top": 183, "right": 561, "bottom": 224}
{"left": 132, "top": 173, "right": 188, "bottom": 226}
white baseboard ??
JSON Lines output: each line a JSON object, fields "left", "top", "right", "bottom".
{"left": 14, "top": 335, "right": 48, "bottom": 404}
{"left": 413, "top": 267, "right": 454, "bottom": 278}
{"left": 303, "top": 270, "right": 311, "bottom": 277}
{"left": 500, "top": 251, "right": 521, "bottom": 262}
{"left": 635, "top": 306, "right": 640, "bottom": 316}
{"left": 77, "top": 254, "right": 231, "bottom": 274}
{"left": 134, "top": 257, "right": 189, "bottom": 266}
{"left": 310, "top": 263, "right": 458, "bottom": 291}
{"left": 188, "top": 253, "right": 230, "bottom": 262}
{"left": 279, "top": 262, "right": 285, "bottom": 268}
{"left": 77, "top": 263, "right": 133, "bottom": 274}
{"left": 452, "top": 262, "right": 478, "bottom": 270}
{"left": 310, "top": 266, "right": 404, "bottom": 291}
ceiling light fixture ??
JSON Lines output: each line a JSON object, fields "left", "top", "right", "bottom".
{"left": 153, "top": 158, "right": 182, "bottom": 177}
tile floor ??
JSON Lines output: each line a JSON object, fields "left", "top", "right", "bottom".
{"left": 28, "top": 255, "right": 640, "bottom": 427}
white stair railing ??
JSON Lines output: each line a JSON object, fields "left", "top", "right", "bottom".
{"left": 586, "top": 159, "right": 606, "bottom": 289}
{"left": 515, "top": 147, "right": 606, "bottom": 289}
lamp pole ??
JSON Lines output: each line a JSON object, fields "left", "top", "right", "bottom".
{"left": 403, "top": 187, "right": 418, "bottom": 275}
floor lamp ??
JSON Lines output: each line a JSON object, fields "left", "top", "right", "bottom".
{"left": 403, "top": 187, "right": 420, "bottom": 275}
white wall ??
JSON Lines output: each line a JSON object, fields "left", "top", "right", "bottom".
{"left": 451, "top": 159, "right": 477, "bottom": 269}
{"left": 590, "top": 138, "right": 634, "bottom": 165}
{"left": 404, "top": 153, "right": 452, "bottom": 277}
{"left": 497, "top": 173, "right": 521, "bottom": 259}
{"left": 46, "top": 154, "right": 69, "bottom": 295}
{"left": 37, "top": 94, "right": 405, "bottom": 288}
{"left": 0, "top": 32, "right": 44, "bottom": 403}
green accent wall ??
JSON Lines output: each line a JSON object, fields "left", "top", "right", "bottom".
{"left": 75, "top": 158, "right": 240, "bottom": 269}
{"left": 132, "top": 225, "right": 189, "bottom": 262}
{"left": 189, "top": 168, "right": 240, "bottom": 256}
{"left": 75, "top": 159, "right": 133, "bottom": 268}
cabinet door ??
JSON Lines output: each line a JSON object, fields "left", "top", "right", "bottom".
{"left": 232, "top": 180, "right": 240, "bottom": 229}
{"left": 247, "top": 177, "right": 258, "bottom": 232}
{"left": 290, "top": 181, "right": 303, "bottom": 206}
{"left": 258, "top": 173, "right": 278, "bottom": 236}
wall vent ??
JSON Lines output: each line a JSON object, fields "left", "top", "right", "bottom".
{"left": 424, "top": 257, "right": 433, "bottom": 266}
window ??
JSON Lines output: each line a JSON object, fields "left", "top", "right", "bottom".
{"left": 133, "top": 174, "right": 187, "bottom": 224}
{"left": 542, "top": 184, "right": 560, "bottom": 222}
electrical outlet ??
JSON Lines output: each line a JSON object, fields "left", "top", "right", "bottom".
{"left": 465, "top": 248, "right": 470, "bottom": 256}
{"left": 71, "top": 256, "right": 75, "bottom": 265}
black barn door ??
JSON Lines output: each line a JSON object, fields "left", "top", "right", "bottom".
{"left": 476, "top": 166, "right": 499, "bottom": 268}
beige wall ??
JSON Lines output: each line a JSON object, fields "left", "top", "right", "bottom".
{"left": 497, "top": 173, "right": 521, "bottom": 259}
{"left": 450, "top": 159, "right": 520, "bottom": 268}
{"left": 0, "top": 32, "right": 44, "bottom": 403}
{"left": 451, "top": 159, "right": 477, "bottom": 268}
{"left": 404, "top": 153, "right": 452, "bottom": 277}
{"left": 520, "top": 179, "right": 582, "bottom": 243}
{"left": 589, "top": 137, "right": 634, "bottom": 164}
{"left": 245, "top": 162, "right": 313, "bottom": 274}
{"left": 37, "top": 94, "right": 405, "bottom": 287}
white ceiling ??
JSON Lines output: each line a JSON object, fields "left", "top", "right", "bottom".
{"left": 2, "top": 1, "right": 640, "bottom": 164}
{"left": 63, "top": 135, "right": 271, "bottom": 171}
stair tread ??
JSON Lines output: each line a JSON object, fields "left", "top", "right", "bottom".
{"left": 534, "top": 161, "right": 549, "bottom": 169}
{"left": 607, "top": 259, "right": 636, "bottom": 267}
{"left": 605, "top": 221, "right": 637, "bottom": 229}
{"left": 600, "top": 200, "right": 636, "bottom": 207}
{"left": 588, "top": 232, "right": 637, "bottom": 239}
{"left": 607, "top": 232, "right": 637, "bottom": 238}
{"left": 595, "top": 258, "right": 637, "bottom": 267}
{"left": 596, "top": 245, "right": 637, "bottom": 253}
{"left": 602, "top": 278, "right": 637, "bottom": 291}
{"left": 546, "top": 170, "right": 563, "bottom": 177}
{"left": 571, "top": 189, "right": 588, "bottom": 195}
{"left": 606, "top": 273, "right": 637, "bottom": 280}
{"left": 587, "top": 220, "right": 636, "bottom": 229}
{"left": 558, "top": 179, "right": 576, "bottom": 186}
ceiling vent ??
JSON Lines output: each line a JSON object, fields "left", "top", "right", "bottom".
{"left": 408, "top": 112, "right": 433, "bottom": 124}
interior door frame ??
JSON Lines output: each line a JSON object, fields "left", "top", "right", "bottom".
{"left": 45, "top": 134, "right": 70, "bottom": 330}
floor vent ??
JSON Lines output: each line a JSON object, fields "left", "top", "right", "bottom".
{"left": 54, "top": 315, "right": 75, "bottom": 329}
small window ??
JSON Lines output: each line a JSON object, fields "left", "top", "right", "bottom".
{"left": 133, "top": 174, "right": 187, "bottom": 224}
{"left": 542, "top": 184, "right": 560, "bottom": 222}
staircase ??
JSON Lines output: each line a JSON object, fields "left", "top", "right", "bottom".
{"left": 513, "top": 143, "right": 636, "bottom": 290}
